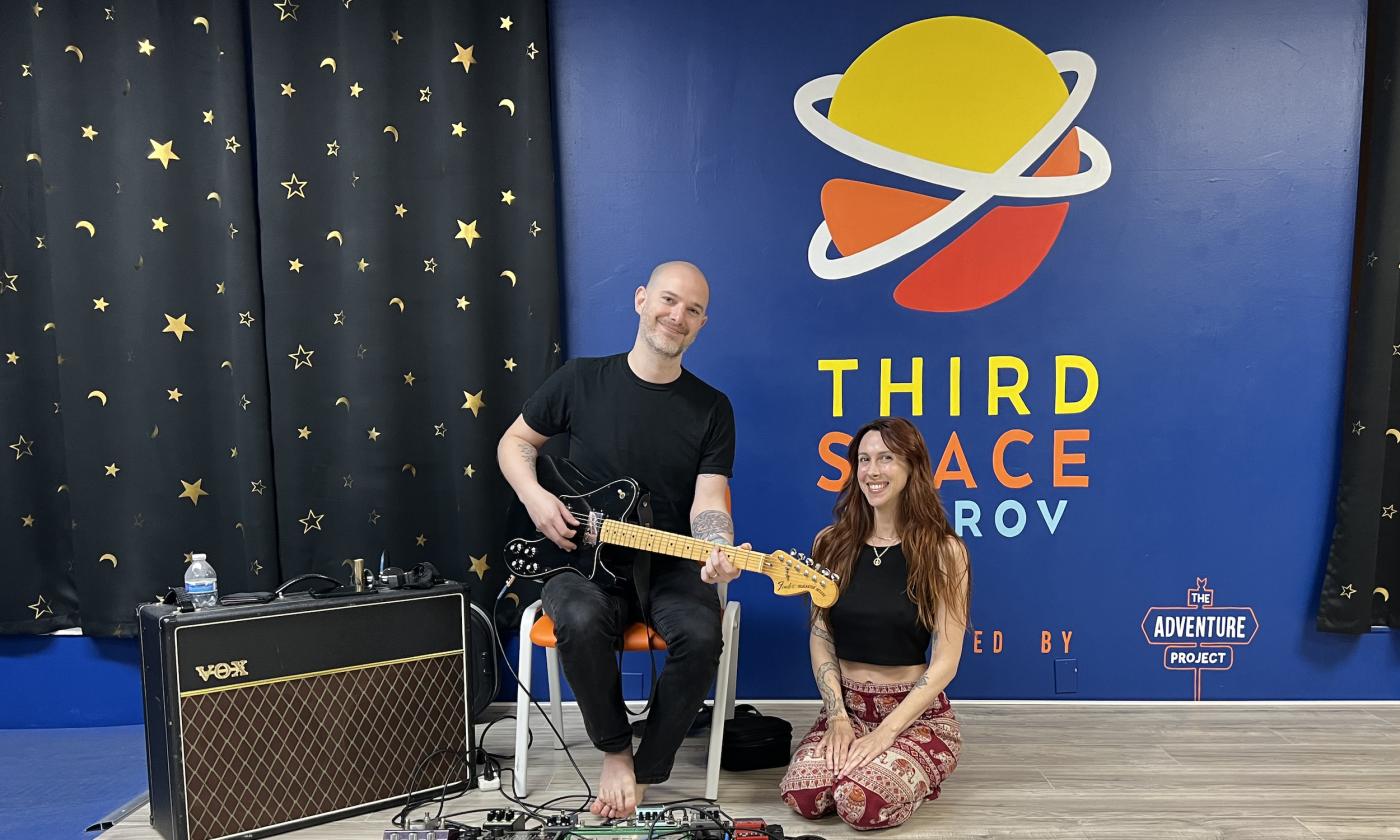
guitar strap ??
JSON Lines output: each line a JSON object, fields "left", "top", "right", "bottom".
{"left": 623, "top": 492, "right": 663, "bottom": 719}
{"left": 632, "top": 492, "right": 655, "bottom": 623}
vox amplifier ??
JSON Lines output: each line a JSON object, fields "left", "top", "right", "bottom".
{"left": 138, "top": 583, "right": 475, "bottom": 840}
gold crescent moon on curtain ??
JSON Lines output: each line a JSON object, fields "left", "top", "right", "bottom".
{"left": 75, "top": 220, "right": 96, "bottom": 236}
{"left": 383, "top": 125, "right": 400, "bottom": 142}
{"left": 500, "top": 270, "right": 517, "bottom": 286}
{"left": 99, "top": 553, "right": 118, "bottom": 567}
{"left": 388, "top": 297, "right": 405, "bottom": 312}
{"left": 193, "top": 16, "right": 210, "bottom": 32}
{"left": 326, "top": 230, "right": 343, "bottom": 245}
{"left": 498, "top": 99, "right": 516, "bottom": 116}
{"left": 25, "top": 153, "right": 42, "bottom": 165}
{"left": 401, "top": 463, "right": 417, "bottom": 477}
{"left": 65, "top": 45, "right": 85, "bottom": 62}
{"left": 320, "top": 57, "right": 337, "bottom": 73}
{"left": 1377, "top": 587, "right": 1392, "bottom": 602}
{"left": 207, "top": 191, "right": 222, "bottom": 206}
{"left": 87, "top": 390, "right": 108, "bottom": 405}
{"left": 1387, "top": 429, "right": 1400, "bottom": 443}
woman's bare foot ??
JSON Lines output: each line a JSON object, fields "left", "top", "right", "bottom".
{"left": 590, "top": 750, "right": 637, "bottom": 819}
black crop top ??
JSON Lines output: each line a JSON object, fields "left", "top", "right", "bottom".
{"left": 827, "top": 544, "right": 933, "bottom": 666}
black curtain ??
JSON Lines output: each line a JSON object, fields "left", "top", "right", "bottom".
{"left": 1319, "top": 0, "right": 1400, "bottom": 632}
{"left": 0, "top": 0, "right": 559, "bottom": 636}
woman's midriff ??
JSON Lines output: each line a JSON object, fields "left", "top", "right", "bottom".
{"left": 839, "top": 659, "right": 927, "bottom": 686}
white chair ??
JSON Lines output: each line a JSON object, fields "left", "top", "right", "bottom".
{"left": 513, "top": 585, "right": 740, "bottom": 800}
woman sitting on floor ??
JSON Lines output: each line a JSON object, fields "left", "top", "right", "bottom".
{"left": 780, "top": 417, "right": 970, "bottom": 830}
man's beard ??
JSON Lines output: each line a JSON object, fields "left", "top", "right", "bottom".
{"left": 642, "top": 322, "right": 687, "bottom": 358}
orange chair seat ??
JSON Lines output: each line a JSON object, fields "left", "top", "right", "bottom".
{"left": 529, "top": 615, "right": 667, "bottom": 651}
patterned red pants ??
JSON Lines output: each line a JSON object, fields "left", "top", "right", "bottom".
{"left": 779, "top": 676, "right": 961, "bottom": 830}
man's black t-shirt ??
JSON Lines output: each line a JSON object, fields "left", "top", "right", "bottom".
{"left": 521, "top": 353, "right": 735, "bottom": 535}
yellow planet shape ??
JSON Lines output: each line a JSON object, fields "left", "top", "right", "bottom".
{"left": 829, "top": 17, "right": 1068, "bottom": 175}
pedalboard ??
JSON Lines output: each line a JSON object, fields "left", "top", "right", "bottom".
{"left": 386, "top": 808, "right": 783, "bottom": 840}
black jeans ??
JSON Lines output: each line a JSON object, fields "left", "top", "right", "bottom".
{"left": 541, "top": 557, "right": 723, "bottom": 785}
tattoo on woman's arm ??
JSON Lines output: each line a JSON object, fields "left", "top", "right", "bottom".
{"left": 815, "top": 661, "right": 846, "bottom": 717}
{"left": 913, "top": 673, "right": 930, "bottom": 691}
{"left": 691, "top": 509, "right": 734, "bottom": 544}
{"left": 811, "top": 623, "right": 836, "bottom": 648}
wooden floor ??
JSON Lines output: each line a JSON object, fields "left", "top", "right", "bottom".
{"left": 105, "top": 702, "right": 1400, "bottom": 839}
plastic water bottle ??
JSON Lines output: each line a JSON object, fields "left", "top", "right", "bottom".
{"left": 185, "top": 553, "right": 218, "bottom": 609}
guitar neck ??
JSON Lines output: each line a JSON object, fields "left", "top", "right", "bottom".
{"left": 599, "top": 520, "right": 769, "bottom": 573}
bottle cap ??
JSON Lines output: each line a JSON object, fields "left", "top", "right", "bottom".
{"left": 192, "top": 553, "right": 207, "bottom": 562}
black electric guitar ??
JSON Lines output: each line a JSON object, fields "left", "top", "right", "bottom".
{"left": 504, "top": 455, "right": 840, "bottom": 608}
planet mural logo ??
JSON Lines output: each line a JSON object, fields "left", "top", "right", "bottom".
{"left": 794, "top": 17, "right": 1112, "bottom": 312}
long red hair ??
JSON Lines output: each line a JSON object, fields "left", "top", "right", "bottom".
{"left": 813, "top": 417, "right": 971, "bottom": 633}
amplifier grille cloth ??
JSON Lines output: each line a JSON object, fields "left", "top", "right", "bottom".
{"left": 179, "top": 654, "right": 464, "bottom": 840}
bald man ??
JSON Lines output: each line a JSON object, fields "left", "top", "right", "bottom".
{"left": 498, "top": 261, "right": 743, "bottom": 818}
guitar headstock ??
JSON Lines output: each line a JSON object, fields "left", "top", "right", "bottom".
{"left": 764, "top": 549, "right": 841, "bottom": 608}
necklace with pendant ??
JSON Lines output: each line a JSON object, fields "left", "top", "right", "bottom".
{"left": 871, "top": 543, "right": 895, "bottom": 566}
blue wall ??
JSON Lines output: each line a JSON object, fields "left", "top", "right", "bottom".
{"left": 545, "top": 0, "right": 1400, "bottom": 700}
{"left": 4, "top": 0, "right": 1398, "bottom": 728}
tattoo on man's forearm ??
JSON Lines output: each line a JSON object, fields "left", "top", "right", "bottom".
{"left": 691, "top": 509, "right": 734, "bottom": 544}
{"left": 815, "top": 661, "right": 846, "bottom": 717}
{"left": 517, "top": 443, "right": 537, "bottom": 472}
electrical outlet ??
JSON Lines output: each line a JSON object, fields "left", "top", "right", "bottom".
{"left": 1054, "top": 658, "right": 1078, "bottom": 693}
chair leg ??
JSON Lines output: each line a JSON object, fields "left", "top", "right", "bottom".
{"left": 546, "top": 645, "right": 566, "bottom": 749}
{"left": 724, "top": 604, "right": 741, "bottom": 721}
{"left": 514, "top": 600, "right": 542, "bottom": 798}
{"left": 705, "top": 601, "right": 740, "bottom": 800}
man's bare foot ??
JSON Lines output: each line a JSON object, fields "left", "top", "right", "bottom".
{"left": 590, "top": 750, "right": 637, "bottom": 819}
{"left": 634, "top": 783, "right": 649, "bottom": 814}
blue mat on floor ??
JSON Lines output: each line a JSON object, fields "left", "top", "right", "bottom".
{"left": 0, "top": 724, "right": 147, "bottom": 840}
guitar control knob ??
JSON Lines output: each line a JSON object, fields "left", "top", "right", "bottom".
{"left": 527, "top": 547, "right": 536, "bottom": 557}
{"left": 529, "top": 563, "right": 538, "bottom": 572}
{"left": 511, "top": 544, "right": 520, "bottom": 554}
